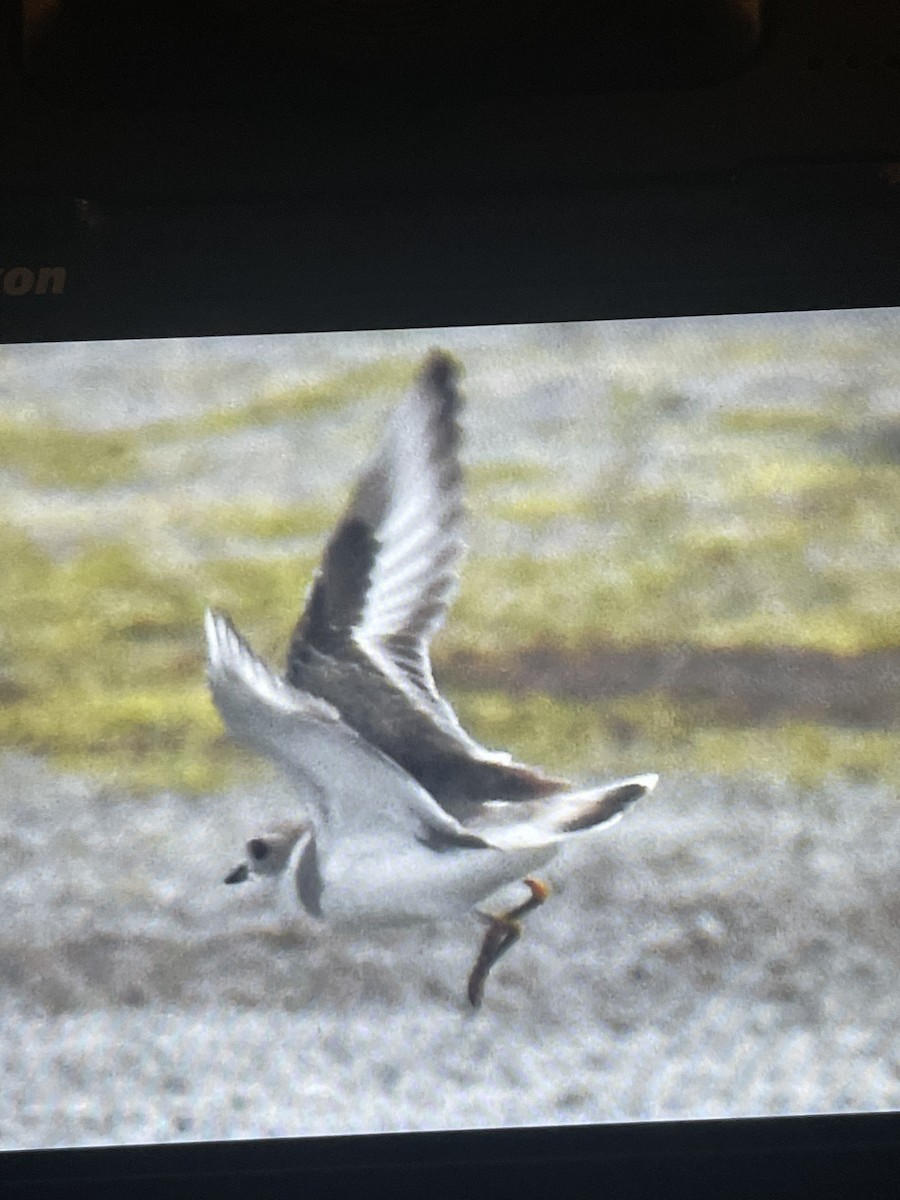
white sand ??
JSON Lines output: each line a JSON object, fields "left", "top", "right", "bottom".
{"left": 3, "top": 753, "right": 899, "bottom": 1150}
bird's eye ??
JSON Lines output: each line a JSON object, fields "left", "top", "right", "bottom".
{"left": 248, "top": 839, "right": 270, "bottom": 861}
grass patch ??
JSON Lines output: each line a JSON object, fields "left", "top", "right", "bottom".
{"left": 1, "top": 344, "right": 899, "bottom": 795}
{"left": 487, "top": 491, "right": 590, "bottom": 528}
{"left": 144, "top": 357, "right": 418, "bottom": 442}
{"left": 0, "top": 521, "right": 314, "bottom": 795}
{"left": 452, "top": 689, "right": 900, "bottom": 791}
{"left": 468, "top": 460, "right": 554, "bottom": 491}
{"left": 185, "top": 500, "right": 336, "bottom": 542}
{"left": 2, "top": 452, "right": 897, "bottom": 796}
{"left": 0, "top": 356, "right": 419, "bottom": 492}
{"left": 3, "top": 681, "right": 257, "bottom": 795}
{"left": 445, "top": 534, "right": 900, "bottom": 659}
{"left": 0, "top": 419, "right": 143, "bottom": 490}
{"left": 718, "top": 409, "right": 838, "bottom": 438}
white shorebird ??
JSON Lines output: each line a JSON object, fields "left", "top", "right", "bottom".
{"left": 206, "top": 351, "right": 657, "bottom": 1007}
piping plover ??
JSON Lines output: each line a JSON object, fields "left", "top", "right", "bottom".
{"left": 207, "top": 351, "right": 657, "bottom": 1007}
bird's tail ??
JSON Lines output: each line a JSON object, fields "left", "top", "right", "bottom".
{"left": 466, "top": 773, "right": 657, "bottom": 851}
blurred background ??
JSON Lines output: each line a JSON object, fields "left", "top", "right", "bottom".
{"left": 1, "top": 312, "right": 898, "bottom": 1148}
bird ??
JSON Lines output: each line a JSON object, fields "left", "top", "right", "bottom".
{"left": 206, "top": 350, "right": 657, "bottom": 1007}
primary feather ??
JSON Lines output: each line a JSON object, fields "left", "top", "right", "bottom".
{"left": 284, "top": 351, "right": 566, "bottom": 810}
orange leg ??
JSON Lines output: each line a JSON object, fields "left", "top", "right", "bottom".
{"left": 467, "top": 878, "right": 551, "bottom": 1009}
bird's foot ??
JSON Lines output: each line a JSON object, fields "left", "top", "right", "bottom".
{"left": 519, "top": 876, "right": 552, "bottom": 914}
{"left": 466, "top": 877, "right": 551, "bottom": 1009}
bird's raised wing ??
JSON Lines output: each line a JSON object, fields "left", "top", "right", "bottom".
{"left": 283, "top": 351, "right": 569, "bottom": 806}
{"left": 206, "top": 609, "right": 490, "bottom": 850}
{"left": 286, "top": 350, "right": 465, "bottom": 713}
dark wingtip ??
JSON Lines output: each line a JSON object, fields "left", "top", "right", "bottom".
{"left": 418, "top": 350, "right": 464, "bottom": 460}
{"left": 420, "top": 349, "right": 461, "bottom": 393}
{"left": 560, "top": 781, "right": 651, "bottom": 834}
{"left": 611, "top": 782, "right": 648, "bottom": 809}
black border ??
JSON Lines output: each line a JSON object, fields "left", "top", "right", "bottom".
{"left": 6, "top": 1112, "right": 900, "bottom": 1199}
{"left": 2, "top": 161, "right": 900, "bottom": 344}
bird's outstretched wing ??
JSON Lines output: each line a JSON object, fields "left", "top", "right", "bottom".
{"left": 206, "top": 609, "right": 490, "bottom": 850}
{"left": 284, "top": 351, "right": 567, "bottom": 806}
{"left": 287, "top": 350, "right": 464, "bottom": 712}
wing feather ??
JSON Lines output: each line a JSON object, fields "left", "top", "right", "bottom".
{"left": 206, "top": 609, "right": 492, "bottom": 849}
{"left": 283, "top": 352, "right": 569, "bottom": 804}
{"left": 287, "top": 350, "right": 464, "bottom": 708}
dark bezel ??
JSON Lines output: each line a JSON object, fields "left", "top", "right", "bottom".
{"left": 6, "top": 1112, "right": 900, "bottom": 1199}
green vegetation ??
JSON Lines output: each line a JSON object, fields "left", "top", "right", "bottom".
{"left": 185, "top": 501, "right": 336, "bottom": 542}
{"left": 447, "top": 497, "right": 900, "bottom": 658}
{"left": 0, "top": 419, "right": 142, "bottom": 489}
{"left": 0, "top": 521, "right": 319, "bottom": 793}
{"left": 1, "top": 343, "right": 898, "bottom": 796}
{"left": 718, "top": 409, "right": 838, "bottom": 438}
{"left": 1, "top": 496, "right": 896, "bottom": 794}
{"left": 468, "top": 460, "right": 553, "bottom": 491}
{"left": 147, "top": 356, "right": 417, "bottom": 442}
{"left": 453, "top": 690, "right": 900, "bottom": 792}
{"left": 0, "top": 357, "right": 418, "bottom": 490}
{"left": 486, "top": 491, "right": 590, "bottom": 528}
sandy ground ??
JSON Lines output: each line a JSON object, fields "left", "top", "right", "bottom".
{"left": 3, "top": 751, "right": 899, "bottom": 1150}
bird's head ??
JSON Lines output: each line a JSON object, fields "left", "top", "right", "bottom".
{"left": 223, "top": 822, "right": 308, "bottom": 885}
